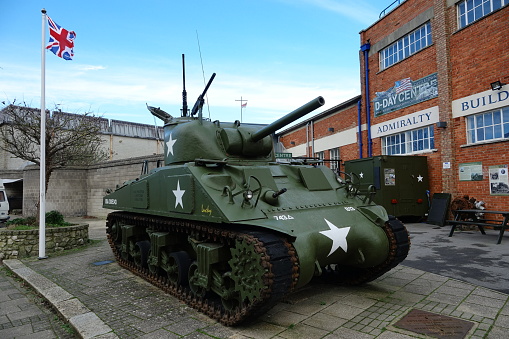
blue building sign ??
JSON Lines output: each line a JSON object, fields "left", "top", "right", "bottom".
{"left": 374, "top": 73, "right": 438, "bottom": 117}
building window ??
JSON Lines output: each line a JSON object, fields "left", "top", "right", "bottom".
{"left": 458, "top": 0, "right": 508, "bottom": 29}
{"left": 330, "top": 148, "right": 340, "bottom": 172}
{"left": 466, "top": 107, "right": 509, "bottom": 144}
{"left": 383, "top": 126, "right": 435, "bottom": 155}
{"left": 315, "top": 151, "right": 324, "bottom": 165}
{"left": 379, "top": 22, "right": 432, "bottom": 70}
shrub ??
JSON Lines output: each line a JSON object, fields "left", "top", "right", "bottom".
{"left": 6, "top": 217, "right": 36, "bottom": 226}
{"left": 4, "top": 211, "right": 70, "bottom": 229}
{"left": 46, "top": 210, "right": 65, "bottom": 225}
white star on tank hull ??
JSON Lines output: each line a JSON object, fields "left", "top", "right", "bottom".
{"left": 173, "top": 180, "right": 185, "bottom": 208}
{"left": 320, "top": 218, "right": 350, "bottom": 257}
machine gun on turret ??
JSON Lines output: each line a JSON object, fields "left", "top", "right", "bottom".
{"left": 190, "top": 72, "right": 216, "bottom": 117}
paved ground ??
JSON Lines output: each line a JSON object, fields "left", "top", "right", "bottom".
{"left": 403, "top": 223, "right": 509, "bottom": 294}
{"left": 0, "top": 264, "right": 77, "bottom": 338}
{"left": 1, "top": 218, "right": 509, "bottom": 338}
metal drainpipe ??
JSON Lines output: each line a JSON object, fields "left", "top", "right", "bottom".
{"left": 306, "top": 122, "right": 309, "bottom": 156}
{"left": 357, "top": 99, "right": 363, "bottom": 158}
{"left": 311, "top": 120, "right": 315, "bottom": 156}
{"left": 361, "top": 42, "right": 372, "bottom": 157}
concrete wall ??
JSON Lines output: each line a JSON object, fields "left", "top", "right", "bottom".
{"left": 87, "top": 155, "right": 163, "bottom": 217}
{"left": 21, "top": 155, "right": 164, "bottom": 218}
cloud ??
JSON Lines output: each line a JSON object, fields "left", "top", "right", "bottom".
{"left": 0, "top": 56, "right": 360, "bottom": 126}
{"left": 76, "top": 65, "right": 106, "bottom": 71}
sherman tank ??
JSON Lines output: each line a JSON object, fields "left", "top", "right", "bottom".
{"left": 103, "top": 58, "right": 410, "bottom": 326}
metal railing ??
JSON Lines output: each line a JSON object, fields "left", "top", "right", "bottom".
{"left": 379, "top": 0, "right": 407, "bottom": 18}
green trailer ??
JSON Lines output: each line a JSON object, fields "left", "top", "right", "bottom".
{"left": 344, "top": 155, "right": 429, "bottom": 221}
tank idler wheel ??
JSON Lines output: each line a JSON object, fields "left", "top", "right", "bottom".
{"left": 130, "top": 240, "right": 150, "bottom": 268}
{"left": 188, "top": 262, "right": 207, "bottom": 297}
{"left": 108, "top": 221, "right": 121, "bottom": 243}
{"left": 161, "top": 250, "right": 192, "bottom": 287}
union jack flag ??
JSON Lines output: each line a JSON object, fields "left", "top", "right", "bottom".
{"left": 46, "top": 16, "right": 76, "bottom": 60}
{"left": 395, "top": 77, "right": 412, "bottom": 94}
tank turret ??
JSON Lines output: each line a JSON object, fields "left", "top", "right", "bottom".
{"left": 102, "top": 58, "right": 410, "bottom": 326}
{"left": 148, "top": 70, "right": 324, "bottom": 165}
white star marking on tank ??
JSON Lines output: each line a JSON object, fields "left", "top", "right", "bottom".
{"left": 320, "top": 219, "right": 350, "bottom": 257}
{"left": 166, "top": 133, "right": 177, "bottom": 156}
{"left": 173, "top": 180, "right": 185, "bottom": 208}
{"left": 417, "top": 174, "right": 423, "bottom": 182}
{"left": 359, "top": 172, "right": 364, "bottom": 178}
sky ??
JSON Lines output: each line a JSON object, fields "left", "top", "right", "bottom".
{"left": 1, "top": 0, "right": 396, "bottom": 127}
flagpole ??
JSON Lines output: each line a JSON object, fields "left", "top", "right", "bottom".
{"left": 39, "top": 8, "right": 47, "bottom": 259}
{"left": 235, "top": 96, "right": 248, "bottom": 123}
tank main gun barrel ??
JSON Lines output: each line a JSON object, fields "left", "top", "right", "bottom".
{"left": 250, "top": 96, "right": 325, "bottom": 142}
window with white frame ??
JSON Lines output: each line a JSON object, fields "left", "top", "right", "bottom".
{"left": 315, "top": 151, "right": 324, "bottom": 165}
{"left": 466, "top": 106, "right": 509, "bottom": 144}
{"left": 329, "top": 148, "right": 340, "bottom": 172}
{"left": 379, "top": 22, "right": 432, "bottom": 70}
{"left": 383, "top": 126, "right": 435, "bottom": 155}
{"left": 457, "top": 0, "right": 508, "bottom": 29}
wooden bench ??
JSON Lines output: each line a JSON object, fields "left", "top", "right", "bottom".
{"left": 447, "top": 209, "right": 509, "bottom": 244}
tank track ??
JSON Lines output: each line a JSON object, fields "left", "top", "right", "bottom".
{"left": 317, "top": 216, "right": 410, "bottom": 285}
{"left": 106, "top": 211, "right": 299, "bottom": 326}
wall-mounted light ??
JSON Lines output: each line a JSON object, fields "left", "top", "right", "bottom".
{"left": 328, "top": 127, "right": 334, "bottom": 132}
{"left": 290, "top": 141, "right": 295, "bottom": 145}
{"left": 491, "top": 81, "right": 504, "bottom": 91}
{"left": 436, "top": 121, "right": 447, "bottom": 129}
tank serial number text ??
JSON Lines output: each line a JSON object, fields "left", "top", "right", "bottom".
{"left": 273, "top": 215, "right": 294, "bottom": 221}
{"left": 105, "top": 199, "right": 117, "bottom": 205}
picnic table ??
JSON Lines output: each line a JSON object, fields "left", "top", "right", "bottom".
{"left": 448, "top": 209, "right": 509, "bottom": 244}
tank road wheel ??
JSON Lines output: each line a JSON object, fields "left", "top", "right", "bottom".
{"left": 219, "top": 273, "right": 242, "bottom": 312}
{"left": 147, "top": 249, "right": 159, "bottom": 275}
{"left": 161, "top": 250, "right": 192, "bottom": 287}
{"left": 188, "top": 262, "right": 207, "bottom": 297}
{"left": 227, "top": 235, "right": 267, "bottom": 306}
{"left": 130, "top": 240, "right": 150, "bottom": 268}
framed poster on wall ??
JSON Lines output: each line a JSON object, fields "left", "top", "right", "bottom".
{"left": 459, "top": 162, "right": 483, "bottom": 181}
{"left": 489, "top": 165, "right": 509, "bottom": 195}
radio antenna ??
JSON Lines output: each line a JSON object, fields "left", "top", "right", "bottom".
{"left": 181, "top": 54, "right": 188, "bottom": 117}
{"left": 196, "top": 30, "right": 211, "bottom": 119}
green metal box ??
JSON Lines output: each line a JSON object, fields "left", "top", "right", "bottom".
{"left": 344, "top": 155, "right": 429, "bottom": 220}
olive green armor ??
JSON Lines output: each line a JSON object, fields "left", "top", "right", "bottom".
{"left": 103, "top": 69, "right": 410, "bottom": 326}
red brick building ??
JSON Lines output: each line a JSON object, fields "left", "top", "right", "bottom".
{"left": 278, "top": 0, "right": 509, "bottom": 211}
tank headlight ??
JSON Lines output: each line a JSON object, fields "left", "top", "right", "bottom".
{"left": 244, "top": 190, "right": 254, "bottom": 200}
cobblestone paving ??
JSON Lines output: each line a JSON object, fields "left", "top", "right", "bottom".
{"left": 0, "top": 265, "right": 78, "bottom": 338}
{"left": 14, "top": 237, "right": 509, "bottom": 339}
